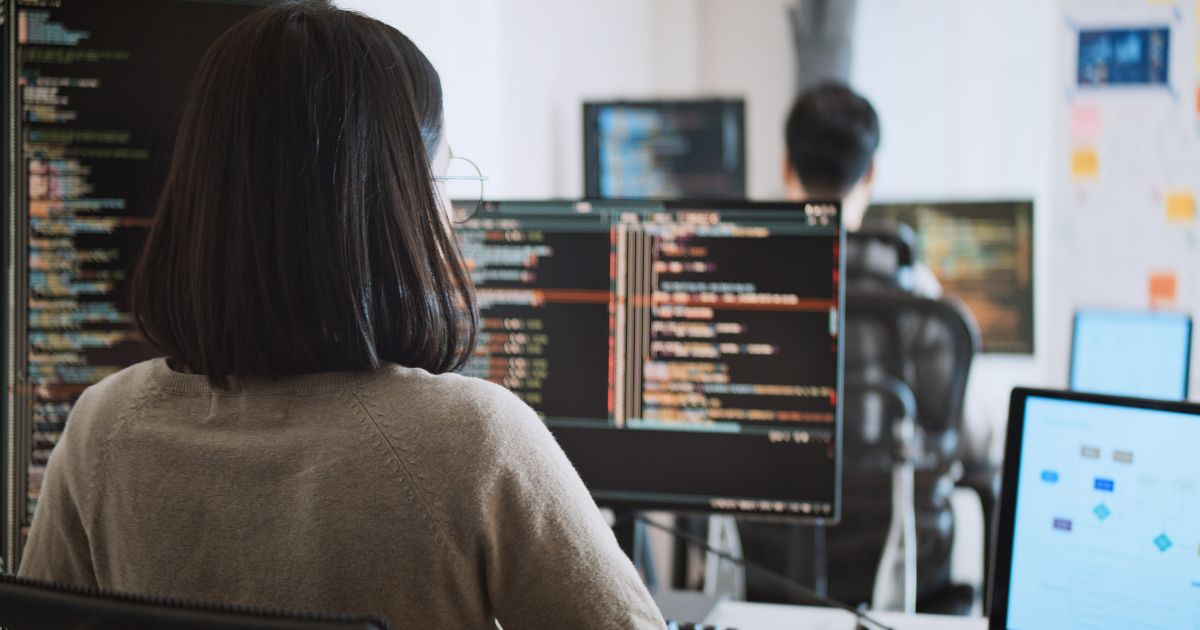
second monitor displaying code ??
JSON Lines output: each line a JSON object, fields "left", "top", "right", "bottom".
{"left": 457, "top": 200, "right": 843, "bottom": 518}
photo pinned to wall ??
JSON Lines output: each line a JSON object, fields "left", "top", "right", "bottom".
{"left": 1078, "top": 27, "right": 1171, "bottom": 87}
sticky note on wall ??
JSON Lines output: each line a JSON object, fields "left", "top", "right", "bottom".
{"left": 1072, "top": 148, "right": 1099, "bottom": 179}
{"left": 1166, "top": 190, "right": 1196, "bottom": 223}
{"left": 1149, "top": 271, "right": 1178, "bottom": 308}
{"left": 1071, "top": 106, "right": 1101, "bottom": 139}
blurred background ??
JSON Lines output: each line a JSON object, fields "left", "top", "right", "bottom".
{"left": 341, "top": 0, "right": 1057, "bottom": 462}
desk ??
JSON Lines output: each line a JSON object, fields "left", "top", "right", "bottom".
{"left": 704, "top": 601, "right": 987, "bottom": 630}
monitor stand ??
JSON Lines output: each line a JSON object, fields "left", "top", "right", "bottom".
{"left": 782, "top": 521, "right": 830, "bottom": 601}
{"left": 614, "top": 510, "right": 834, "bottom": 605}
{"left": 612, "top": 509, "right": 660, "bottom": 590}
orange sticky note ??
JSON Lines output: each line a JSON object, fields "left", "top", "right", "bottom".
{"left": 1071, "top": 148, "right": 1099, "bottom": 179}
{"left": 1149, "top": 272, "right": 1178, "bottom": 308}
{"left": 1071, "top": 106, "right": 1101, "bottom": 139}
{"left": 1166, "top": 191, "right": 1196, "bottom": 223}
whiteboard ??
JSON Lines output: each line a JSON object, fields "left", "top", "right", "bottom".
{"left": 1051, "top": 0, "right": 1200, "bottom": 398}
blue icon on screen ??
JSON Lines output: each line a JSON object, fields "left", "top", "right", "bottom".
{"left": 1094, "top": 478, "right": 1115, "bottom": 492}
{"left": 1041, "top": 470, "right": 1059, "bottom": 483}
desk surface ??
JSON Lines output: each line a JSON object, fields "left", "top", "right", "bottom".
{"left": 704, "top": 601, "right": 988, "bottom": 630}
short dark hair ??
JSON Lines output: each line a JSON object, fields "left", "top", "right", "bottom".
{"left": 132, "top": 1, "right": 477, "bottom": 386}
{"left": 785, "top": 82, "right": 881, "bottom": 196}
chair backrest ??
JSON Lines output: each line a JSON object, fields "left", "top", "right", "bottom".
{"left": 0, "top": 574, "right": 390, "bottom": 630}
{"left": 828, "top": 289, "right": 980, "bottom": 607}
{"left": 738, "top": 287, "right": 980, "bottom": 609}
{"left": 844, "top": 221, "right": 918, "bottom": 290}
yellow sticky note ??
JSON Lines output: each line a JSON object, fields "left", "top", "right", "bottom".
{"left": 1071, "top": 148, "right": 1099, "bottom": 179}
{"left": 1166, "top": 190, "right": 1196, "bottom": 223}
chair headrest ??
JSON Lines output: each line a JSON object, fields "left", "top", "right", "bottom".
{"left": 845, "top": 220, "right": 918, "bottom": 286}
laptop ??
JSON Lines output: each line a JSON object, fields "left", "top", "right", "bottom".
{"left": 1070, "top": 309, "right": 1192, "bottom": 400}
{"left": 989, "top": 388, "right": 1200, "bottom": 629}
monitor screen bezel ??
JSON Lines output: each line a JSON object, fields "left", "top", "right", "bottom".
{"left": 988, "top": 387, "right": 1200, "bottom": 628}
{"left": 1068, "top": 307, "right": 1193, "bottom": 400}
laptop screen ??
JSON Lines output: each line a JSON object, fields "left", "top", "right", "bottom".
{"left": 1005, "top": 394, "right": 1200, "bottom": 628}
{"left": 1070, "top": 310, "right": 1191, "bottom": 400}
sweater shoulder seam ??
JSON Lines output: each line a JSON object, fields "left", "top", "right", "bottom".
{"left": 342, "top": 389, "right": 461, "bottom": 555}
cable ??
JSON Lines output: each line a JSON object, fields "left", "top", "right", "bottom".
{"left": 634, "top": 515, "right": 897, "bottom": 630}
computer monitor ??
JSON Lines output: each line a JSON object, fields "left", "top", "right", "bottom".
{"left": 456, "top": 200, "right": 844, "bottom": 520}
{"left": 2, "top": 0, "right": 268, "bottom": 568}
{"left": 990, "top": 388, "right": 1200, "bottom": 629}
{"left": 866, "top": 200, "right": 1034, "bottom": 354}
{"left": 1070, "top": 309, "right": 1192, "bottom": 400}
{"left": 583, "top": 99, "right": 746, "bottom": 200}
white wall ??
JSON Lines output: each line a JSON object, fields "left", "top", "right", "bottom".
{"left": 693, "top": 0, "right": 796, "bottom": 198}
{"left": 336, "top": 0, "right": 796, "bottom": 199}
{"left": 853, "top": 0, "right": 1058, "bottom": 459}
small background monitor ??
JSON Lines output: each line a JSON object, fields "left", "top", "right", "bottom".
{"left": 1070, "top": 309, "right": 1192, "bottom": 400}
{"left": 866, "top": 200, "right": 1035, "bottom": 354}
{"left": 583, "top": 99, "right": 746, "bottom": 200}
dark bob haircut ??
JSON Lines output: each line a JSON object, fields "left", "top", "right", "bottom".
{"left": 785, "top": 82, "right": 881, "bottom": 197}
{"left": 132, "top": 0, "right": 477, "bottom": 386}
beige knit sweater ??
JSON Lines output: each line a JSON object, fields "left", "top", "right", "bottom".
{"left": 19, "top": 358, "right": 664, "bottom": 629}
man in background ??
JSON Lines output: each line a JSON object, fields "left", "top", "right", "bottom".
{"left": 783, "top": 82, "right": 878, "bottom": 231}
{"left": 783, "top": 82, "right": 939, "bottom": 296}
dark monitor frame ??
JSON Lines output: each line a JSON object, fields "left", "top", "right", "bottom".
{"left": 582, "top": 98, "right": 747, "bottom": 200}
{"left": 988, "top": 387, "right": 1200, "bottom": 626}
{"left": 865, "top": 198, "right": 1036, "bottom": 355}
{"left": 1069, "top": 308, "right": 1193, "bottom": 400}
{"left": 462, "top": 198, "right": 845, "bottom": 523}
{"left": 1, "top": 0, "right": 15, "bottom": 574}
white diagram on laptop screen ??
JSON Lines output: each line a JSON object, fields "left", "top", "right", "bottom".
{"left": 1007, "top": 397, "right": 1200, "bottom": 628}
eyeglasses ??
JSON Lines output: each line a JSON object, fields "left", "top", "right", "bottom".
{"left": 433, "top": 151, "right": 487, "bottom": 223}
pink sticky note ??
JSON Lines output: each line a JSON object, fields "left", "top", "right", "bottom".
{"left": 1071, "top": 106, "right": 1101, "bottom": 139}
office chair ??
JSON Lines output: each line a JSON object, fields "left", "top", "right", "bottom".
{"left": 739, "top": 223, "right": 985, "bottom": 614}
{"left": 0, "top": 573, "right": 390, "bottom": 630}
{"left": 830, "top": 289, "right": 980, "bottom": 613}
{"left": 843, "top": 221, "right": 917, "bottom": 290}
